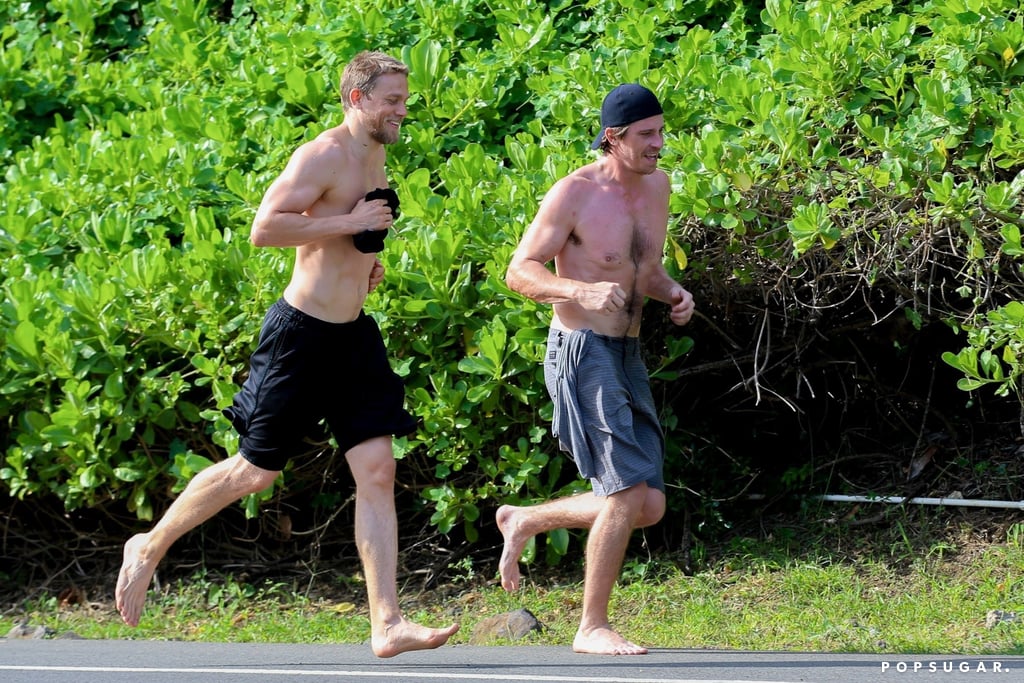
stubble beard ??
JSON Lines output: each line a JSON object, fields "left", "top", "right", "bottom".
{"left": 369, "top": 116, "right": 400, "bottom": 145}
{"left": 610, "top": 144, "right": 659, "bottom": 175}
{"left": 634, "top": 149, "right": 661, "bottom": 175}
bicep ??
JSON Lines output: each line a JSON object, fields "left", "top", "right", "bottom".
{"left": 643, "top": 176, "right": 672, "bottom": 266}
{"left": 639, "top": 179, "right": 673, "bottom": 291}
{"left": 255, "top": 147, "right": 332, "bottom": 218}
{"left": 511, "top": 185, "right": 576, "bottom": 266}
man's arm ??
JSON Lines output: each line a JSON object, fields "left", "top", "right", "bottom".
{"left": 641, "top": 265, "right": 694, "bottom": 326}
{"left": 638, "top": 172, "right": 695, "bottom": 326}
{"left": 506, "top": 178, "right": 626, "bottom": 311}
{"left": 367, "top": 257, "right": 385, "bottom": 292}
{"left": 249, "top": 140, "right": 393, "bottom": 248}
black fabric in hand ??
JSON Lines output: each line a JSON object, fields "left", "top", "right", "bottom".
{"left": 353, "top": 187, "right": 400, "bottom": 254}
{"left": 366, "top": 187, "right": 400, "bottom": 219}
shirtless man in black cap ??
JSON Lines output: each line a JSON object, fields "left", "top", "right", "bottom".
{"left": 502, "top": 83, "right": 695, "bottom": 655}
{"left": 115, "top": 51, "right": 458, "bottom": 658}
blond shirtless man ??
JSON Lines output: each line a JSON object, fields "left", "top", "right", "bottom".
{"left": 115, "top": 51, "right": 458, "bottom": 658}
{"left": 502, "top": 84, "right": 695, "bottom": 655}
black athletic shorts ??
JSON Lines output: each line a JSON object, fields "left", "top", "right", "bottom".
{"left": 223, "top": 298, "right": 417, "bottom": 471}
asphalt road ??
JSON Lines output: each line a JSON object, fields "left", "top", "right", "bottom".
{"left": 1, "top": 639, "right": 1021, "bottom": 683}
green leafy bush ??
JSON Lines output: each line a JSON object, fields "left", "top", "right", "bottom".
{"left": 2, "top": 0, "right": 1023, "bottom": 572}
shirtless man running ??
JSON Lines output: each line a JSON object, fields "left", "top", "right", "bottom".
{"left": 115, "top": 51, "right": 458, "bottom": 658}
{"left": 503, "top": 83, "right": 694, "bottom": 655}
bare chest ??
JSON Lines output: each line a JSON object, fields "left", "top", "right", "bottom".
{"left": 314, "top": 179, "right": 388, "bottom": 218}
{"left": 569, "top": 198, "right": 659, "bottom": 269}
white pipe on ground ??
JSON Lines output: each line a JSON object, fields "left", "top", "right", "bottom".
{"left": 815, "top": 494, "right": 1024, "bottom": 510}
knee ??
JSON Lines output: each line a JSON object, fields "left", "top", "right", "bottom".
{"left": 637, "top": 488, "right": 666, "bottom": 528}
{"left": 346, "top": 438, "right": 396, "bottom": 490}
{"left": 358, "top": 457, "right": 396, "bottom": 489}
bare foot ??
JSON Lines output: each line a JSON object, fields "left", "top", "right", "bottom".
{"left": 115, "top": 533, "right": 158, "bottom": 627}
{"left": 573, "top": 626, "right": 648, "bottom": 655}
{"left": 496, "top": 504, "right": 529, "bottom": 591}
{"left": 371, "top": 618, "right": 460, "bottom": 658}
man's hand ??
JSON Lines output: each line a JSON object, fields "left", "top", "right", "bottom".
{"left": 350, "top": 197, "right": 394, "bottom": 233}
{"left": 578, "top": 281, "right": 628, "bottom": 314}
{"left": 669, "top": 286, "right": 695, "bottom": 326}
{"left": 368, "top": 258, "right": 385, "bottom": 293}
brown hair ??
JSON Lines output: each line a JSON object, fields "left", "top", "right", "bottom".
{"left": 339, "top": 51, "right": 409, "bottom": 111}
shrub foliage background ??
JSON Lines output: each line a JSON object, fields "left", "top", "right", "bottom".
{"left": 2, "top": 0, "right": 1023, "bottom": 585}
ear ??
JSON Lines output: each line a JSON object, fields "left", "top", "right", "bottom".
{"left": 350, "top": 87, "right": 366, "bottom": 107}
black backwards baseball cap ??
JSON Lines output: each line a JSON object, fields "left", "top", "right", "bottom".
{"left": 591, "top": 83, "right": 664, "bottom": 150}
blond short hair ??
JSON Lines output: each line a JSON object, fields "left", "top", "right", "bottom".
{"left": 339, "top": 51, "right": 409, "bottom": 111}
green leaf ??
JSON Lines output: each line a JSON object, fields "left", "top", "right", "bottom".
{"left": 788, "top": 202, "right": 837, "bottom": 255}
{"left": 103, "top": 371, "right": 126, "bottom": 399}
{"left": 113, "top": 467, "right": 146, "bottom": 482}
{"left": 402, "top": 39, "right": 447, "bottom": 99}
{"left": 547, "top": 527, "right": 570, "bottom": 556}
{"left": 1000, "top": 224, "right": 1024, "bottom": 256}
{"left": 284, "top": 66, "right": 310, "bottom": 103}
{"left": 79, "top": 465, "right": 102, "bottom": 489}
{"left": 520, "top": 535, "right": 537, "bottom": 564}
{"left": 9, "top": 321, "right": 41, "bottom": 363}
{"left": 40, "top": 425, "right": 77, "bottom": 448}
{"left": 458, "top": 356, "right": 497, "bottom": 376}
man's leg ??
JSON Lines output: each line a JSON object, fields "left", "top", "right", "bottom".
{"left": 497, "top": 487, "right": 664, "bottom": 591}
{"left": 497, "top": 493, "right": 602, "bottom": 591}
{"left": 345, "top": 436, "right": 459, "bottom": 658}
{"left": 573, "top": 483, "right": 650, "bottom": 655}
{"left": 115, "top": 454, "right": 280, "bottom": 626}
